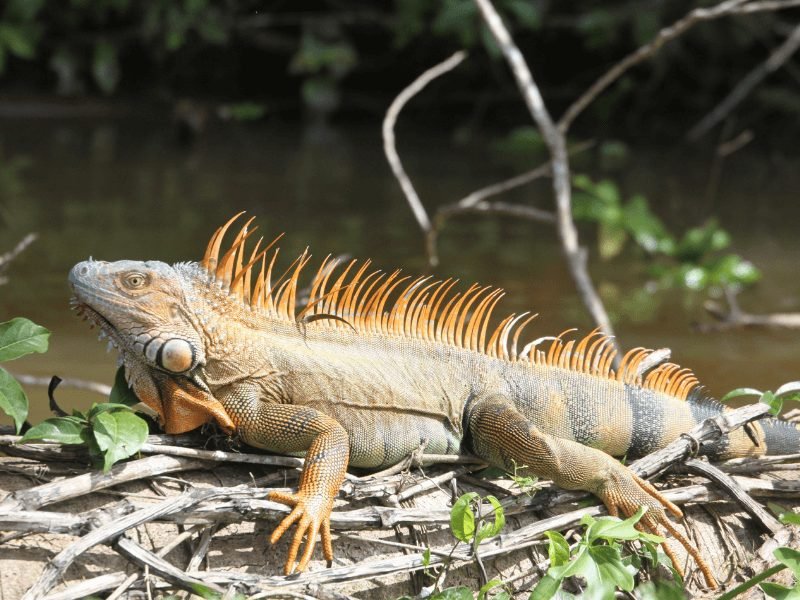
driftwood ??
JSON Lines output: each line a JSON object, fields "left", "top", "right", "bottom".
{"left": 0, "top": 404, "right": 798, "bottom": 599}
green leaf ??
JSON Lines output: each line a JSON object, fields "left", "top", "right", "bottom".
{"left": 721, "top": 387, "right": 763, "bottom": 402}
{"left": 760, "top": 391, "right": 782, "bottom": 416}
{"left": 475, "top": 494, "right": 505, "bottom": 543}
{"left": 450, "top": 492, "right": 478, "bottom": 542}
{"left": 0, "top": 23, "right": 38, "bottom": 59}
{"left": 89, "top": 402, "right": 136, "bottom": 420}
{"left": 544, "top": 531, "right": 570, "bottom": 567}
{"left": 768, "top": 503, "right": 800, "bottom": 526}
{"left": 109, "top": 367, "right": 139, "bottom": 406}
{"left": 598, "top": 220, "right": 627, "bottom": 260}
{"left": 92, "top": 40, "right": 120, "bottom": 95}
{"left": 505, "top": 0, "right": 540, "bottom": 29}
{"left": 92, "top": 409, "right": 148, "bottom": 472}
{"left": 0, "top": 318, "right": 50, "bottom": 362}
{"left": 430, "top": 587, "right": 474, "bottom": 600}
{"left": 588, "top": 507, "right": 662, "bottom": 543}
{"left": 776, "top": 381, "right": 800, "bottom": 398}
{"left": 622, "top": 195, "right": 674, "bottom": 254}
{"left": 589, "top": 545, "right": 634, "bottom": 592}
{"left": 760, "top": 582, "right": 800, "bottom": 600}
{"left": 635, "top": 581, "right": 688, "bottom": 600}
{"left": 549, "top": 546, "right": 594, "bottom": 581}
{"left": 775, "top": 547, "right": 800, "bottom": 578}
{"left": 422, "top": 547, "right": 430, "bottom": 567}
{"left": 478, "top": 578, "right": 506, "bottom": 600}
{"left": 528, "top": 574, "right": 562, "bottom": 600}
{"left": 0, "top": 366, "right": 28, "bottom": 433}
{"left": 20, "top": 416, "right": 85, "bottom": 444}
{"left": 219, "top": 102, "right": 267, "bottom": 122}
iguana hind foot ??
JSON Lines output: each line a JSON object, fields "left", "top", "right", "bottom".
{"left": 597, "top": 462, "right": 718, "bottom": 588}
{"left": 269, "top": 489, "right": 336, "bottom": 574}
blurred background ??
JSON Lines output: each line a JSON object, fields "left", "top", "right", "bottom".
{"left": 0, "top": 0, "right": 798, "bottom": 422}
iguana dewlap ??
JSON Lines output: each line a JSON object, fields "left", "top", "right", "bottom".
{"left": 68, "top": 214, "right": 800, "bottom": 586}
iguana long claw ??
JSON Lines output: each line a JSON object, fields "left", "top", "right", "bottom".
{"left": 269, "top": 490, "right": 336, "bottom": 574}
{"left": 597, "top": 465, "right": 717, "bottom": 589}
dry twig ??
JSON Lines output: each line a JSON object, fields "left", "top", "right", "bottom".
{"left": 382, "top": 51, "right": 467, "bottom": 266}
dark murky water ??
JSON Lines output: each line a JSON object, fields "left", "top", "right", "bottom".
{"left": 0, "top": 115, "right": 797, "bottom": 423}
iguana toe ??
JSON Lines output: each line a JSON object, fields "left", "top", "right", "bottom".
{"left": 268, "top": 490, "right": 335, "bottom": 574}
{"left": 597, "top": 465, "right": 718, "bottom": 589}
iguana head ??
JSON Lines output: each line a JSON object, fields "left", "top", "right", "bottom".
{"left": 68, "top": 258, "right": 237, "bottom": 434}
{"left": 69, "top": 258, "right": 206, "bottom": 374}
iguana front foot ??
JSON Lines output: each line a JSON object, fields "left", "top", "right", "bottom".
{"left": 596, "top": 464, "right": 718, "bottom": 589}
{"left": 268, "top": 489, "right": 335, "bottom": 574}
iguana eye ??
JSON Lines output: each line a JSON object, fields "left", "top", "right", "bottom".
{"left": 123, "top": 272, "right": 149, "bottom": 289}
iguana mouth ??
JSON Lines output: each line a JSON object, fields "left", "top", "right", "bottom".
{"left": 70, "top": 298, "right": 122, "bottom": 354}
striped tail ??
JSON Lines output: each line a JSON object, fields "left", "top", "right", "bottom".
{"left": 688, "top": 394, "right": 800, "bottom": 458}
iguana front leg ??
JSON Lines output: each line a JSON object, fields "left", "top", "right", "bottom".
{"left": 226, "top": 396, "right": 349, "bottom": 574}
{"left": 467, "top": 395, "right": 717, "bottom": 588}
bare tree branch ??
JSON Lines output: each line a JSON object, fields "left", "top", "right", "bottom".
{"left": 11, "top": 373, "right": 112, "bottom": 396}
{"left": 0, "top": 233, "right": 36, "bottom": 285}
{"left": 558, "top": 0, "right": 800, "bottom": 133}
{"left": 473, "top": 0, "right": 618, "bottom": 347}
{"left": 382, "top": 51, "right": 467, "bottom": 266}
{"left": 688, "top": 21, "right": 800, "bottom": 139}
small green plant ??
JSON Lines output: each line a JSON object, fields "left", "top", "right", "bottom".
{"left": 529, "top": 506, "right": 671, "bottom": 599}
{"left": 0, "top": 317, "right": 50, "bottom": 432}
{"left": 20, "top": 367, "right": 148, "bottom": 472}
{"left": 419, "top": 492, "right": 510, "bottom": 600}
{"left": 509, "top": 459, "right": 540, "bottom": 496}
{"left": 721, "top": 381, "right": 800, "bottom": 416}
{"left": 572, "top": 175, "right": 760, "bottom": 292}
{"left": 717, "top": 543, "right": 799, "bottom": 600}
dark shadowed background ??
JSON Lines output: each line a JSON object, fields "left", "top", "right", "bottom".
{"left": 0, "top": 1, "right": 798, "bottom": 423}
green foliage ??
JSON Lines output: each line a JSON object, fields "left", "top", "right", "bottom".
{"left": 529, "top": 507, "right": 669, "bottom": 600}
{"left": 218, "top": 102, "right": 267, "bottom": 122}
{"left": 21, "top": 369, "right": 148, "bottom": 472}
{"left": 721, "top": 380, "right": 800, "bottom": 416}
{"left": 492, "top": 126, "right": 548, "bottom": 168}
{"left": 572, "top": 175, "right": 761, "bottom": 292}
{"left": 760, "top": 548, "right": 800, "bottom": 599}
{"left": 768, "top": 503, "right": 800, "bottom": 527}
{"left": 0, "top": 317, "right": 50, "bottom": 362}
{"left": 449, "top": 491, "right": 505, "bottom": 545}
{"left": 0, "top": 317, "right": 50, "bottom": 432}
{"left": 420, "top": 492, "right": 509, "bottom": 599}
{"left": 108, "top": 366, "right": 140, "bottom": 406}
{"left": 22, "top": 401, "right": 148, "bottom": 471}
{"left": 719, "top": 546, "right": 800, "bottom": 600}
{"left": 509, "top": 459, "right": 539, "bottom": 496}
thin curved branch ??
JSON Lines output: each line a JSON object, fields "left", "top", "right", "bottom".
{"left": 382, "top": 51, "right": 467, "bottom": 266}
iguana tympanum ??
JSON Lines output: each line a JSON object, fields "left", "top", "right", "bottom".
{"left": 69, "top": 213, "right": 799, "bottom": 587}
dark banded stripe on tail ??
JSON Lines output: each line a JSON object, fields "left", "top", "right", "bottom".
{"left": 688, "top": 393, "right": 800, "bottom": 459}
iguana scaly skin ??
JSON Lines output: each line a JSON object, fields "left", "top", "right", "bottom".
{"left": 69, "top": 214, "right": 800, "bottom": 586}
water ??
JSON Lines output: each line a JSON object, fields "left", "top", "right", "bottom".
{"left": 0, "top": 115, "right": 797, "bottom": 424}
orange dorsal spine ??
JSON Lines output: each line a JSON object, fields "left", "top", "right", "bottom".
{"left": 199, "top": 214, "right": 701, "bottom": 402}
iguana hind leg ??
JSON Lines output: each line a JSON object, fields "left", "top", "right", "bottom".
{"left": 467, "top": 394, "right": 717, "bottom": 588}
{"left": 229, "top": 400, "right": 349, "bottom": 574}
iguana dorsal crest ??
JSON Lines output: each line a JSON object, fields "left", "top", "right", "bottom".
{"left": 201, "top": 213, "right": 700, "bottom": 401}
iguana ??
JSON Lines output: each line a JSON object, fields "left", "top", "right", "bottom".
{"left": 69, "top": 213, "right": 799, "bottom": 587}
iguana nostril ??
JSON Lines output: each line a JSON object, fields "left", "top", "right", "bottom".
{"left": 80, "top": 265, "right": 89, "bottom": 276}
